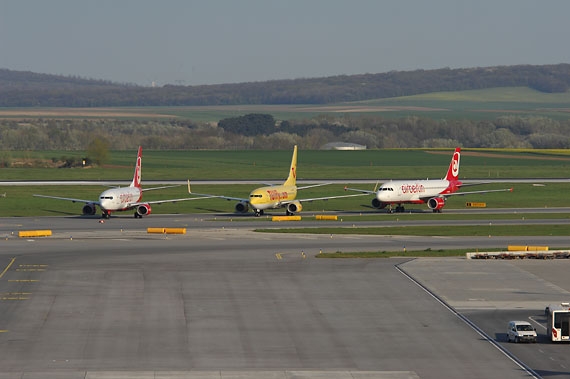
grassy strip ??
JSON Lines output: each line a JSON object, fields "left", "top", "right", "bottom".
{"left": 316, "top": 248, "right": 489, "bottom": 258}
{"left": 0, "top": 181, "right": 531, "bottom": 217}
{"left": 256, "top": 224, "right": 570, "bottom": 236}
{"left": 318, "top": 212, "right": 570, "bottom": 222}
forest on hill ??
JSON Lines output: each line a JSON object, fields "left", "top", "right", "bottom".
{"left": 1, "top": 64, "right": 570, "bottom": 107}
{"left": 1, "top": 64, "right": 569, "bottom": 157}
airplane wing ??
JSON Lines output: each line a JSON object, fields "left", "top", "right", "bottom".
{"left": 343, "top": 186, "right": 376, "bottom": 195}
{"left": 421, "top": 187, "right": 513, "bottom": 203}
{"left": 186, "top": 180, "right": 248, "bottom": 203}
{"left": 284, "top": 193, "right": 369, "bottom": 204}
{"left": 297, "top": 183, "right": 332, "bottom": 190}
{"left": 343, "top": 180, "right": 382, "bottom": 195}
{"left": 442, "top": 187, "right": 513, "bottom": 197}
{"left": 129, "top": 195, "right": 221, "bottom": 206}
{"left": 142, "top": 184, "right": 180, "bottom": 192}
{"left": 33, "top": 194, "right": 100, "bottom": 205}
{"left": 186, "top": 193, "right": 248, "bottom": 203}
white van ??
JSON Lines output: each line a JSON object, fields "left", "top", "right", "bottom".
{"left": 507, "top": 321, "right": 537, "bottom": 343}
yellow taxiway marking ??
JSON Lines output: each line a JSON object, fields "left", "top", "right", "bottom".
{"left": 0, "top": 258, "right": 16, "bottom": 279}
{"left": 275, "top": 253, "right": 283, "bottom": 260}
{"left": 8, "top": 280, "right": 39, "bottom": 283}
{"left": 16, "top": 269, "right": 45, "bottom": 272}
{"left": 0, "top": 330, "right": 8, "bottom": 333}
{"left": 1, "top": 297, "right": 29, "bottom": 300}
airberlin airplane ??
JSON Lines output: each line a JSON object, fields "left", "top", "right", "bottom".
{"left": 345, "top": 147, "right": 512, "bottom": 213}
{"left": 188, "top": 145, "right": 365, "bottom": 217}
{"left": 34, "top": 147, "right": 212, "bottom": 219}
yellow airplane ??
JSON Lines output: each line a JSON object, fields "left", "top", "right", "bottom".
{"left": 188, "top": 145, "right": 364, "bottom": 216}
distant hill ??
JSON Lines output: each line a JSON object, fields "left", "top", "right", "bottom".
{"left": 0, "top": 64, "right": 569, "bottom": 107}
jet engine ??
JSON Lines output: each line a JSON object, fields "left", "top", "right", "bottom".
{"left": 371, "top": 198, "right": 387, "bottom": 209}
{"left": 82, "top": 203, "right": 97, "bottom": 215}
{"left": 427, "top": 197, "right": 445, "bottom": 212}
{"left": 235, "top": 202, "right": 249, "bottom": 213}
{"left": 286, "top": 201, "right": 303, "bottom": 215}
{"left": 135, "top": 204, "right": 152, "bottom": 218}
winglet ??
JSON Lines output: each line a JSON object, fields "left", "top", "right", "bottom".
{"left": 373, "top": 180, "right": 381, "bottom": 192}
{"left": 444, "top": 147, "right": 461, "bottom": 181}
{"left": 130, "top": 146, "right": 143, "bottom": 188}
{"left": 283, "top": 145, "right": 298, "bottom": 187}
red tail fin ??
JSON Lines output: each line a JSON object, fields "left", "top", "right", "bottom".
{"left": 130, "top": 146, "right": 142, "bottom": 188}
{"left": 445, "top": 147, "right": 461, "bottom": 181}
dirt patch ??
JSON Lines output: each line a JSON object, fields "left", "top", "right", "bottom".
{"left": 0, "top": 108, "right": 173, "bottom": 118}
{"left": 301, "top": 105, "right": 449, "bottom": 113}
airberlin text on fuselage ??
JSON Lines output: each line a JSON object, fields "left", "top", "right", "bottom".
{"left": 267, "top": 189, "right": 289, "bottom": 201}
{"left": 119, "top": 192, "right": 138, "bottom": 203}
{"left": 400, "top": 183, "right": 425, "bottom": 194}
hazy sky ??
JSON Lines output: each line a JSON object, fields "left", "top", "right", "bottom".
{"left": 1, "top": 0, "right": 569, "bottom": 86}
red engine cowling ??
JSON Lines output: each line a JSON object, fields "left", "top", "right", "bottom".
{"left": 427, "top": 197, "right": 445, "bottom": 211}
{"left": 286, "top": 201, "right": 303, "bottom": 215}
{"left": 135, "top": 204, "right": 152, "bottom": 217}
{"left": 235, "top": 202, "right": 249, "bottom": 213}
{"left": 371, "top": 198, "right": 387, "bottom": 209}
{"left": 82, "top": 203, "right": 97, "bottom": 215}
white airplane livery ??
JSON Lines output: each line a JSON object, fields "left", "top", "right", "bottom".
{"left": 189, "top": 145, "right": 365, "bottom": 216}
{"left": 345, "top": 147, "right": 512, "bottom": 213}
{"left": 34, "top": 146, "right": 211, "bottom": 218}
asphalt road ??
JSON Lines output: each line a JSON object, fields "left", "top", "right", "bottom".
{"left": 1, "top": 213, "right": 569, "bottom": 378}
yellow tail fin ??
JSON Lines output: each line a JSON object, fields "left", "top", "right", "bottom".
{"left": 283, "top": 145, "right": 298, "bottom": 187}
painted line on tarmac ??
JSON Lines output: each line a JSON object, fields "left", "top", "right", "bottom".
{"left": 396, "top": 261, "right": 541, "bottom": 379}
{"left": 529, "top": 316, "right": 547, "bottom": 331}
{"left": 0, "top": 258, "right": 16, "bottom": 279}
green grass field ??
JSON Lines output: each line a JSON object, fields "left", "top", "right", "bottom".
{"left": 257, "top": 224, "right": 570, "bottom": 237}
{"left": 0, "top": 181, "right": 568, "bottom": 217}
{"left": 1, "top": 148, "right": 570, "bottom": 217}
{"left": 1, "top": 87, "right": 568, "bottom": 122}
{"left": 2, "top": 148, "right": 570, "bottom": 180}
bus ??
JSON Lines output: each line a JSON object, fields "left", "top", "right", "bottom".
{"left": 546, "top": 302, "right": 570, "bottom": 342}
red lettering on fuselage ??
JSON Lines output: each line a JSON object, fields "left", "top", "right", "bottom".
{"left": 400, "top": 183, "right": 425, "bottom": 194}
{"left": 267, "top": 189, "right": 288, "bottom": 201}
{"left": 118, "top": 192, "right": 139, "bottom": 204}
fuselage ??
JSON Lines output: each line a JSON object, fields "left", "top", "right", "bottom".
{"left": 98, "top": 187, "right": 142, "bottom": 212}
{"left": 248, "top": 184, "right": 297, "bottom": 210}
{"left": 376, "top": 179, "right": 461, "bottom": 204}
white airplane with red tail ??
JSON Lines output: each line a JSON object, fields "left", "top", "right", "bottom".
{"left": 34, "top": 146, "right": 213, "bottom": 218}
{"left": 345, "top": 147, "right": 512, "bottom": 213}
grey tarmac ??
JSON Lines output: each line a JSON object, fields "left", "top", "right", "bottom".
{"left": 0, "top": 214, "right": 566, "bottom": 378}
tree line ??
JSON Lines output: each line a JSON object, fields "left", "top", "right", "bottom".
{"left": 1, "top": 64, "right": 570, "bottom": 107}
{"left": 1, "top": 114, "right": 569, "bottom": 167}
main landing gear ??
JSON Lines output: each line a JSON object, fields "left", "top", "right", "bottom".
{"left": 388, "top": 205, "right": 406, "bottom": 213}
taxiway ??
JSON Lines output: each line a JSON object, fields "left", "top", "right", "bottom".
{"left": 0, "top": 213, "right": 568, "bottom": 378}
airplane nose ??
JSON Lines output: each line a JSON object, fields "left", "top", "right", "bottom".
{"left": 100, "top": 199, "right": 110, "bottom": 209}
{"left": 377, "top": 190, "right": 390, "bottom": 202}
